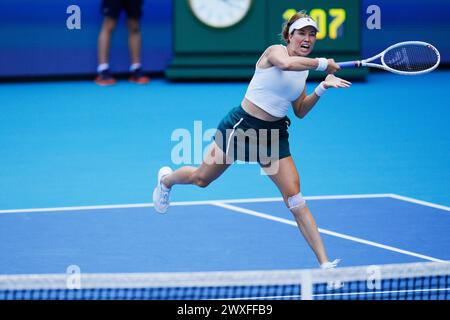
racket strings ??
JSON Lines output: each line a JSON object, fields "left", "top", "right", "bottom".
{"left": 383, "top": 44, "right": 439, "bottom": 72}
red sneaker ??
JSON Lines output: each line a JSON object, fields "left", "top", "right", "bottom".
{"left": 129, "top": 68, "right": 150, "bottom": 84}
{"left": 95, "top": 69, "right": 116, "bottom": 86}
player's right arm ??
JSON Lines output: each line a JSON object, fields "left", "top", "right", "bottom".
{"left": 265, "top": 45, "right": 340, "bottom": 73}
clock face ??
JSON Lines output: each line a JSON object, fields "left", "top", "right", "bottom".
{"left": 188, "top": 0, "right": 252, "bottom": 28}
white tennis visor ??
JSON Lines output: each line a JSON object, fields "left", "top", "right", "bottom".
{"left": 288, "top": 17, "right": 320, "bottom": 34}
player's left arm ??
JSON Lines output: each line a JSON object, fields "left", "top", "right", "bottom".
{"left": 292, "top": 88, "right": 307, "bottom": 119}
{"left": 293, "top": 75, "right": 351, "bottom": 119}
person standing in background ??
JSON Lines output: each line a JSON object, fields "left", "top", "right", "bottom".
{"left": 95, "top": 0, "right": 150, "bottom": 86}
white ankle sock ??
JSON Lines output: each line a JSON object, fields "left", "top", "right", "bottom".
{"left": 130, "top": 63, "right": 141, "bottom": 72}
{"left": 97, "top": 63, "right": 109, "bottom": 73}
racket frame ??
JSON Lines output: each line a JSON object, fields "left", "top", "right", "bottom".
{"left": 340, "top": 41, "right": 440, "bottom": 75}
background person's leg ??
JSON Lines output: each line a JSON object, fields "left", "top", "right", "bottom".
{"left": 127, "top": 18, "right": 141, "bottom": 66}
{"left": 98, "top": 17, "right": 117, "bottom": 66}
{"left": 126, "top": 18, "right": 150, "bottom": 84}
{"left": 96, "top": 7, "right": 118, "bottom": 86}
{"left": 125, "top": 0, "right": 150, "bottom": 83}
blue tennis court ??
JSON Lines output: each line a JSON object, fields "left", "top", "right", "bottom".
{"left": 1, "top": 0, "right": 450, "bottom": 305}
{"left": 0, "top": 71, "right": 449, "bottom": 278}
{"left": 0, "top": 193, "right": 449, "bottom": 276}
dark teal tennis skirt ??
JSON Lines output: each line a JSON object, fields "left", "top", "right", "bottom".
{"left": 214, "top": 105, "right": 291, "bottom": 164}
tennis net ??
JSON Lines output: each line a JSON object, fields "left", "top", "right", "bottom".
{"left": 1, "top": 261, "right": 449, "bottom": 300}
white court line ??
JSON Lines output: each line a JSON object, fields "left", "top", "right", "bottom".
{"left": 305, "top": 194, "right": 392, "bottom": 200}
{"left": 212, "top": 202, "right": 447, "bottom": 263}
{"left": 219, "top": 287, "right": 450, "bottom": 300}
{"left": 311, "top": 287, "right": 450, "bottom": 299}
{"left": 0, "top": 203, "right": 152, "bottom": 214}
{"left": 0, "top": 193, "right": 392, "bottom": 214}
{"left": 0, "top": 193, "right": 447, "bottom": 262}
{"left": 388, "top": 194, "right": 450, "bottom": 212}
{"left": 0, "top": 193, "right": 447, "bottom": 215}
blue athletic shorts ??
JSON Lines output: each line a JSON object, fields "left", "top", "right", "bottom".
{"left": 101, "top": 0, "right": 143, "bottom": 19}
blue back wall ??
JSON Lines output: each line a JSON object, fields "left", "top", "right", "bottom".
{"left": 0, "top": 0, "right": 171, "bottom": 76}
{"left": 0, "top": 0, "right": 448, "bottom": 77}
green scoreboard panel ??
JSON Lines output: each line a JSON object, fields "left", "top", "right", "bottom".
{"left": 267, "top": 1, "right": 360, "bottom": 52}
{"left": 166, "top": 0, "right": 367, "bottom": 80}
{"left": 174, "top": 0, "right": 265, "bottom": 53}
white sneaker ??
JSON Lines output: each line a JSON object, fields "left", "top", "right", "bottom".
{"left": 153, "top": 166, "right": 173, "bottom": 214}
{"left": 320, "top": 259, "right": 341, "bottom": 270}
{"left": 320, "top": 259, "right": 343, "bottom": 290}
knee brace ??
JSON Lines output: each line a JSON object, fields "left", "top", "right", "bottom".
{"left": 288, "top": 192, "right": 306, "bottom": 210}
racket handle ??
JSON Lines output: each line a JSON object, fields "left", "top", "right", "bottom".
{"left": 338, "top": 61, "right": 361, "bottom": 69}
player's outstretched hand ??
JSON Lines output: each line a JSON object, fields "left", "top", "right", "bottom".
{"left": 323, "top": 74, "right": 352, "bottom": 89}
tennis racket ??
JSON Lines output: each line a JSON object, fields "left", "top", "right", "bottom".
{"left": 338, "top": 41, "right": 440, "bottom": 75}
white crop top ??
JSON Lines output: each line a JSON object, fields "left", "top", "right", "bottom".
{"left": 245, "top": 45, "right": 308, "bottom": 118}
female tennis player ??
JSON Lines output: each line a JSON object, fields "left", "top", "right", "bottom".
{"left": 153, "top": 11, "right": 351, "bottom": 269}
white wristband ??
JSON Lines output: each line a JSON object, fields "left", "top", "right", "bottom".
{"left": 314, "top": 82, "right": 327, "bottom": 97}
{"left": 315, "top": 58, "right": 328, "bottom": 71}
